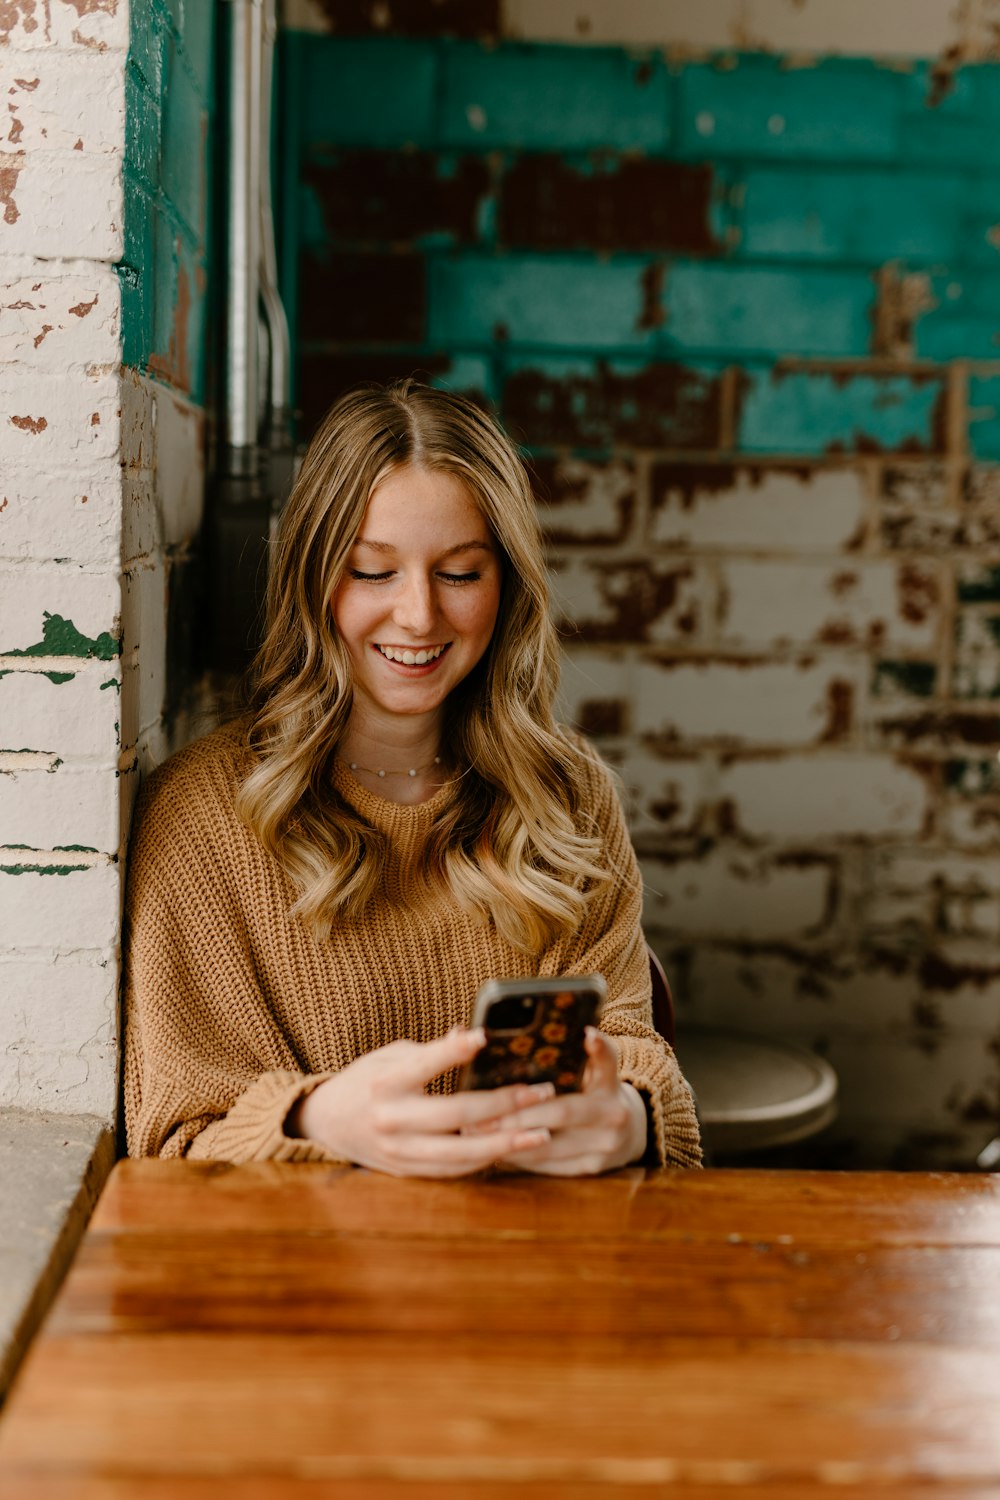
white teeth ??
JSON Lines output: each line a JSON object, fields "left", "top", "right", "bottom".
{"left": 378, "top": 644, "right": 444, "bottom": 664}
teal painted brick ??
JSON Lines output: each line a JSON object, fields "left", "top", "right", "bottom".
{"left": 149, "top": 203, "right": 208, "bottom": 401}
{"left": 119, "top": 172, "right": 154, "bottom": 368}
{"left": 129, "top": 0, "right": 164, "bottom": 93}
{"left": 916, "top": 272, "right": 1000, "bottom": 361}
{"left": 429, "top": 254, "right": 656, "bottom": 351}
{"left": 161, "top": 0, "right": 215, "bottom": 99}
{"left": 738, "top": 369, "right": 944, "bottom": 456}
{"left": 429, "top": 354, "right": 497, "bottom": 403}
{"left": 429, "top": 256, "right": 872, "bottom": 358}
{"left": 969, "top": 377, "right": 1000, "bottom": 460}
{"left": 741, "top": 167, "right": 1000, "bottom": 264}
{"left": 161, "top": 26, "right": 208, "bottom": 241}
{"left": 439, "top": 42, "right": 670, "bottom": 151}
{"left": 296, "top": 35, "right": 437, "bottom": 148}
{"left": 677, "top": 57, "right": 901, "bottom": 162}
{"left": 125, "top": 64, "right": 161, "bottom": 194}
{"left": 667, "top": 264, "right": 873, "bottom": 358}
{"left": 899, "top": 63, "right": 1000, "bottom": 167}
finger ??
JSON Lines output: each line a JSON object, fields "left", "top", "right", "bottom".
{"left": 387, "top": 1124, "right": 551, "bottom": 1173}
{"left": 376, "top": 1026, "right": 486, "bottom": 1097}
{"left": 471, "top": 1090, "right": 600, "bottom": 1135}
{"left": 377, "top": 1080, "right": 556, "bottom": 1136}
{"left": 581, "top": 1028, "right": 620, "bottom": 1093}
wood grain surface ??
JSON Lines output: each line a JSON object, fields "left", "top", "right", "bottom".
{"left": 1, "top": 1162, "right": 999, "bottom": 1498}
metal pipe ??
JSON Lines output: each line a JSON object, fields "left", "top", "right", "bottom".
{"left": 259, "top": 0, "right": 292, "bottom": 422}
{"left": 224, "top": 0, "right": 263, "bottom": 460}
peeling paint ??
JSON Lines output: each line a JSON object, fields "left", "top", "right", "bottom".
{"left": 68, "top": 295, "right": 99, "bottom": 318}
{"left": 58, "top": 0, "right": 117, "bottom": 14}
{"left": 6, "top": 613, "right": 118, "bottom": 661}
{"left": 0, "top": 151, "right": 25, "bottom": 225}
{"left": 10, "top": 415, "right": 46, "bottom": 433}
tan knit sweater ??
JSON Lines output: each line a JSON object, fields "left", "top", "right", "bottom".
{"left": 123, "top": 720, "right": 701, "bottom": 1168}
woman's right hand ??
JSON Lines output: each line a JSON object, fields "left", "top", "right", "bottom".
{"left": 287, "top": 1026, "right": 555, "bottom": 1177}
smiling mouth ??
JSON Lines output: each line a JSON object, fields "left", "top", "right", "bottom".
{"left": 374, "top": 643, "right": 450, "bottom": 666}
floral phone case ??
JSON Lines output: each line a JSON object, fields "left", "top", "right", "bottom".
{"left": 460, "top": 974, "right": 607, "bottom": 1093}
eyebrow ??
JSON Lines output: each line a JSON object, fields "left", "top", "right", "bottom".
{"left": 352, "top": 539, "right": 494, "bottom": 558}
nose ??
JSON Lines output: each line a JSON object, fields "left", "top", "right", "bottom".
{"left": 391, "top": 572, "right": 437, "bottom": 636}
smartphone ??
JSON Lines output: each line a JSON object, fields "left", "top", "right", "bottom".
{"left": 459, "top": 974, "right": 607, "bottom": 1094}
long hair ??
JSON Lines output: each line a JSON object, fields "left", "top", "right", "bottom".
{"left": 236, "top": 381, "right": 610, "bottom": 951}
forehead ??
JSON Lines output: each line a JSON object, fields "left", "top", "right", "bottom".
{"left": 355, "top": 465, "right": 491, "bottom": 545}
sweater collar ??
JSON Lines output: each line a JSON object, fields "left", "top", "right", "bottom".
{"left": 332, "top": 759, "right": 452, "bottom": 834}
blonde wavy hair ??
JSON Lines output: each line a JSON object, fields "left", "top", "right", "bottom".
{"left": 237, "top": 381, "right": 610, "bottom": 951}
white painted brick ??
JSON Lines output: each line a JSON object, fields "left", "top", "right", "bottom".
{"left": 155, "top": 385, "right": 205, "bottom": 549}
{"left": 0, "top": 957, "right": 117, "bottom": 1118}
{"left": 0, "top": 763, "right": 118, "bottom": 850}
{"left": 501, "top": 0, "right": 971, "bottom": 56}
{"left": 0, "top": 469, "right": 120, "bottom": 566}
{"left": 619, "top": 750, "right": 704, "bottom": 840}
{"left": 641, "top": 851, "right": 829, "bottom": 938}
{"left": 826, "top": 1031, "right": 999, "bottom": 1136}
{"left": 651, "top": 466, "right": 867, "bottom": 553}
{"left": 0, "top": 53, "right": 125, "bottom": 154}
{"left": 0, "top": 863, "right": 119, "bottom": 951}
{"left": 551, "top": 555, "right": 710, "bottom": 645}
{"left": 0, "top": 564, "right": 119, "bottom": 654}
{"left": 120, "top": 366, "right": 154, "bottom": 475}
{"left": 0, "top": 265, "right": 119, "bottom": 366}
{"left": 940, "top": 798, "right": 1000, "bottom": 851}
{"left": 720, "top": 560, "right": 941, "bottom": 652}
{"left": 718, "top": 754, "right": 930, "bottom": 841}
{"left": 635, "top": 656, "right": 860, "bottom": 747}
{"left": 683, "top": 945, "right": 1000, "bottom": 1039}
{"left": 121, "top": 552, "right": 166, "bottom": 740}
{"left": 0, "top": 150, "right": 121, "bottom": 260}
{"left": 868, "top": 850, "right": 1000, "bottom": 940}
{"left": 122, "top": 375, "right": 205, "bottom": 563}
{"left": 556, "top": 647, "right": 634, "bottom": 737}
{"left": 0, "top": 657, "right": 121, "bottom": 758}
{"left": 0, "top": 367, "right": 120, "bottom": 465}
{"left": 536, "top": 456, "right": 635, "bottom": 545}
{"left": 0, "top": 0, "right": 129, "bottom": 52}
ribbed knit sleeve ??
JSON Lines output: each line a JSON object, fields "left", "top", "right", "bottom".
{"left": 122, "top": 733, "right": 343, "bottom": 1162}
{"left": 539, "top": 749, "right": 702, "bottom": 1169}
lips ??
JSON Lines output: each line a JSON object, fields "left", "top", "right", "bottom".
{"left": 374, "top": 642, "right": 449, "bottom": 666}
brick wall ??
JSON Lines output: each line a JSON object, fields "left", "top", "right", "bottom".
{"left": 0, "top": 0, "right": 214, "bottom": 1120}
{"left": 281, "top": 2, "right": 1000, "bottom": 1166}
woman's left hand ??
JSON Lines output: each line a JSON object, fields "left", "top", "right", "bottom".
{"left": 476, "top": 1028, "right": 649, "bottom": 1176}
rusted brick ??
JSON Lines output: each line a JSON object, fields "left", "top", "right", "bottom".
{"left": 302, "top": 151, "right": 491, "bottom": 247}
{"left": 650, "top": 460, "right": 868, "bottom": 553}
{"left": 640, "top": 849, "right": 831, "bottom": 940}
{"left": 297, "top": 251, "right": 426, "bottom": 342}
{"left": 497, "top": 154, "right": 719, "bottom": 254}
{"left": 717, "top": 752, "right": 930, "bottom": 842}
{"left": 719, "top": 559, "right": 940, "bottom": 652}
{"left": 634, "top": 655, "right": 861, "bottom": 748}
{"left": 305, "top": 0, "right": 500, "bottom": 35}
{"left": 502, "top": 360, "right": 723, "bottom": 448}
{"left": 619, "top": 750, "right": 704, "bottom": 843}
{"left": 558, "top": 647, "right": 633, "bottom": 739}
{"left": 551, "top": 556, "right": 708, "bottom": 644}
{"left": 528, "top": 454, "right": 636, "bottom": 546}
{"left": 295, "top": 352, "right": 490, "bottom": 445}
{"left": 953, "top": 613, "right": 1000, "bottom": 699}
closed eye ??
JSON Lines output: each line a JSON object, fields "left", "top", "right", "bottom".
{"left": 348, "top": 569, "right": 394, "bottom": 582}
{"left": 439, "top": 571, "right": 481, "bottom": 584}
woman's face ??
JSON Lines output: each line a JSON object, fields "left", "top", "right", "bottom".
{"left": 332, "top": 464, "right": 503, "bottom": 731}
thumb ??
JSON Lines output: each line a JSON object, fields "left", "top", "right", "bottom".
{"left": 582, "top": 1027, "right": 619, "bottom": 1092}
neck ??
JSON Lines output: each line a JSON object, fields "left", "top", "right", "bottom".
{"left": 338, "top": 713, "right": 446, "bottom": 804}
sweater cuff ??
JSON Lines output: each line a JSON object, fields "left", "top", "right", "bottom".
{"left": 186, "top": 1070, "right": 347, "bottom": 1164}
{"left": 615, "top": 1036, "right": 702, "bottom": 1169}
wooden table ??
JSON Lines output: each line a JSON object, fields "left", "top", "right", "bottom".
{"left": 1, "top": 1162, "right": 999, "bottom": 1498}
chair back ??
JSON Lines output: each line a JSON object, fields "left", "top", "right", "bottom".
{"left": 647, "top": 946, "right": 675, "bottom": 1047}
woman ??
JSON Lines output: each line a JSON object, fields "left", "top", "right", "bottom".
{"left": 124, "top": 382, "right": 700, "bottom": 1174}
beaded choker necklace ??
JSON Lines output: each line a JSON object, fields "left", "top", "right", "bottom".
{"left": 342, "top": 755, "right": 442, "bottom": 781}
